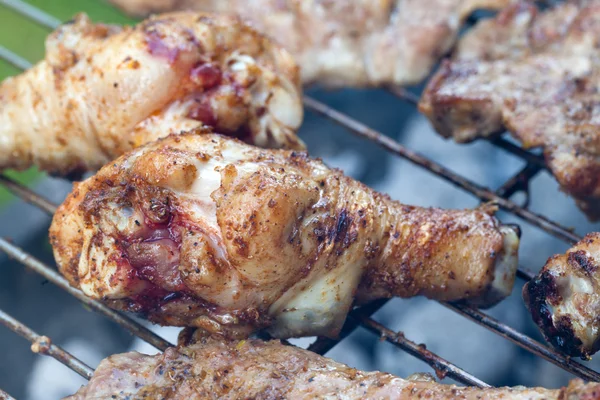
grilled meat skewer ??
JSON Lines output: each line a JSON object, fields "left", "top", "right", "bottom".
{"left": 50, "top": 131, "right": 519, "bottom": 339}
{"left": 0, "top": 12, "right": 303, "bottom": 176}
{"left": 107, "top": 0, "right": 511, "bottom": 87}
{"left": 420, "top": 1, "right": 600, "bottom": 220}
{"left": 67, "top": 334, "right": 600, "bottom": 400}
{"left": 524, "top": 232, "right": 600, "bottom": 359}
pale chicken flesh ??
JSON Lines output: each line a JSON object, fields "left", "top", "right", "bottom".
{"left": 0, "top": 12, "right": 303, "bottom": 176}
{"left": 524, "top": 232, "right": 600, "bottom": 359}
{"left": 50, "top": 131, "right": 519, "bottom": 339}
{"left": 420, "top": 1, "right": 600, "bottom": 220}
{"left": 66, "top": 334, "right": 600, "bottom": 400}
{"left": 107, "top": 0, "right": 512, "bottom": 87}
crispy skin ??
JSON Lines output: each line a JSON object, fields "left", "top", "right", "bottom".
{"left": 50, "top": 131, "right": 519, "bottom": 338}
{"left": 108, "top": 0, "right": 511, "bottom": 87}
{"left": 0, "top": 12, "right": 303, "bottom": 176}
{"left": 67, "top": 335, "right": 600, "bottom": 400}
{"left": 524, "top": 232, "right": 600, "bottom": 359}
{"left": 420, "top": 1, "right": 600, "bottom": 220}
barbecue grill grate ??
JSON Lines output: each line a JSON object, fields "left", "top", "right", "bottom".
{"left": 0, "top": 1, "right": 595, "bottom": 397}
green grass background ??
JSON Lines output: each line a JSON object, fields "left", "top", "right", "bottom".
{"left": 0, "top": 0, "right": 136, "bottom": 205}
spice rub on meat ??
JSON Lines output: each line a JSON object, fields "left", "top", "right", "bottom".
{"left": 50, "top": 131, "right": 519, "bottom": 339}
{"left": 0, "top": 12, "right": 303, "bottom": 176}
{"left": 108, "top": 0, "right": 512, "bottom": 87}
{"left": 67, "top": 334, "right": 600, "bottom": 400}
{"left": 524, "top": 232, "right": 600, "bottom": 359}
{"left": 421, "top": 1, "right": 600, "bottom": 220}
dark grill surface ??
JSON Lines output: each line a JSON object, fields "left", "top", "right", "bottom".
{"left": 0, "top": 1, "right": 596, "bottom": 398}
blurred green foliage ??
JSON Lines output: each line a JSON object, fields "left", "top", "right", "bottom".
{"left": 0, "top": 0, "right": 136, "bottom": 205}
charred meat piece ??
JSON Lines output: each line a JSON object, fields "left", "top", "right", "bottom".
{"left": 524, "top": 232, "right": 600, "bottom": 359}
{"left": 420, "top": 1, "right": 600, "bottom": 220}
{"left": 50, "top": 131, "right": 519, "bottom": 339}
{"left": 67, "top": 334, "right": 600, "bottom": 400}
{"left": 0, "top": 12, "right": 303, "bottom": 176}
{"left": 107, "top": 0, "right": 511, "bottom": 87}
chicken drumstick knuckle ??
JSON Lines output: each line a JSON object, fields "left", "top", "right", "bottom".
{"left": 50, "top": 132, "right": 519, "bottom": 338}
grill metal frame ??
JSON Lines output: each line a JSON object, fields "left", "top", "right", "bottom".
{"left": 0, "top": 0, "right": 596, "bottom": 396}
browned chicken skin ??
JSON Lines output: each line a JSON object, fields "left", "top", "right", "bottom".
{"left": 420, "top": 1, "right": 600, "bottom": 220}
{"left": 50, "top": 131, "right": 519, "bottom": 339}
{"left": 524, "top": 232, "right": 600, "bottom": 359}
{"left": 66, "top": 334, "right": 600, "bottom": 400}
{"left": 108, "top": 0, "right": 511, "bottom": 87}
{"left": 0, "top": 12, "right": 303, "bottom": 176}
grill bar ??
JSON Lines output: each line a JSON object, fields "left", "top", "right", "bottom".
{"left": 309, "top": 300, "right": 488, "bottom": 387}
{"left": 0, "top": 44, "right": 31, "bottom": 70}
{"left": 356, "top": 314, "right": 490, "bottom": 388}
{"left": 0, "top": 388, "right": 16, "bottom": 400}
{"left": 0, "top": 238, "right": 173, "bottom": 351}
{"left": 387, "top": 87, "right": 548, "bottom": 170}
{"left": 489, "top": 138, "right": 546, "bottom": 169}
{"left": 0, "top": 308, "right": 93, "bottom": 379}
{"left": 443, "top": 303, "right": 600, "bottom": 382}
{"left": 0, "top": 0, "right": 60, "bottom": 30}
{"left": 0, "top": 174, "right": 56, "bottom": 214}
{"left": 496, "top": 163, "right": 541, "bottom": 205}
{"left": 303, "top": 96, "right": 581, "bottom": 245}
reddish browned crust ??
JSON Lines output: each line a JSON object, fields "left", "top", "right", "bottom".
{"left": 524, "top": 233, "right": 600, "bottom": 358}
{"left": 420, "top": 1, "right": 600, "bottom": 220}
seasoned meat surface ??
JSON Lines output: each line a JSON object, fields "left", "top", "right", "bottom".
{"left": 50, "top": 131, "right": 519, "bottom": 338}
{"left": 0, "top": 12, "right": 303, "bottom": 176}
{"left": 420, "top": 1, "right": 600, "bottom": 219}
{"left": 67, "top": 335, "right": 600, "bottom": 400}
{"left": 108, "top": 0, "right": 511, "bottom": 87}
{"left": 524, "top": 232, "right": 600, "bottom": 359}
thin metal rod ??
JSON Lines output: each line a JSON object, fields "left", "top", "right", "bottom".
{"left": 489, "top": 138, "right": 546, "bottom": 169}
{"left": 0, "top": 175, "right": 57, "bottom": 214}
{"left": 0, "top": 308, "right": 93, "bottom": 379}
{"left": 0, "top": 44, "right": 31, "bottom": 70}
{"left": 303, "top": 96, "right": 581, "bottom": 245}
{"left": 387, "top": 88, "right": 548, "bottom": 170}
{"left": 0, "top": 388, "right": 15, "bottom": 400}
{"left": 443, "top": 302, "right": 600, "bottom": 382}
{"left": 0, "top": 238, "right": 172, "bottom": 351}
{"left": 355, "top": 313, "right": 490, "bottom": 388}
{"left": 387, "top": 86, "right": 420, "bottom": 105}
{"left": 309, "top": 300, "right": 387, "bottom": 355}
{"left": 0, "top": 0, "right": 60, "bottom": 30}
{"left": 516, "top": 267, "right": 535, "bottom": 281}
{"left": 308, "top": 300, "right": 487, "bottom": 387}
{"left": 496, "top": 163, "right": 542, "bottom": 202}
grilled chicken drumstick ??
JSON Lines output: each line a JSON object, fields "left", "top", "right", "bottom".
{"left": 107, "top": 0, "right": 511, "bottom": 87}
{"left": 67, "top": 334, "right": 600, "bottom": 400}
{"left": 50, "top": 131, "right": 519, "bottom": 339}
{"left": 524, "top": 232, "right": 600, "bottom": 359}
{"left": 420, "top": 1, "right": 600, "bottom": 220}
{"left": 0, "top": 12, "right": 303, "bottom": 176}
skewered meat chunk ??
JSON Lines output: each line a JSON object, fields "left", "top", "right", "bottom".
{"left": 107, "top": 0, "right": 512, "bottom": 87}
{"left": 0, "top": 12, "right": 303, "bottom": 176}
{"left": 524, "top": 232, "right": 600, "bottom": 359}
{"left": 420, "top": 1, "right": 600, "bottom": 220}
{"left": 50, "top": 131, "right": 519, "bottom": 339}
{"left": 67, "top": 334, "right": 600, "bottom": 400}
